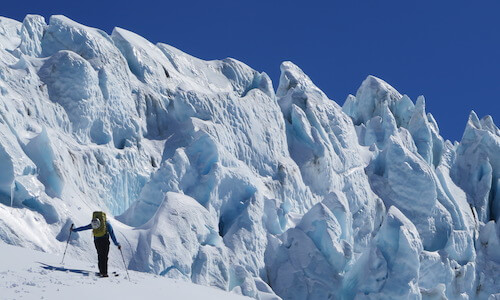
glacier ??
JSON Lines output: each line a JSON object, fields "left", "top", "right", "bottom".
{"left": 0, "top": 14, "right": 499, "bottom": 299}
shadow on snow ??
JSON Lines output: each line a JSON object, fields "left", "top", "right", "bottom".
{"left": 37, "top": 262, "right": 96, "bottom": 276}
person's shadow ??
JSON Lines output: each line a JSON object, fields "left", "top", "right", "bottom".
{"left": 37, "top": 262, "right": 97, "bottom": 276}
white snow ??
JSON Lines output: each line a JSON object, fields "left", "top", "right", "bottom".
{"left": 0, "top": 14, "right": 499, "bottom": 300}
{"left": 0, "top": 242, "right": 250, "bottom": 300}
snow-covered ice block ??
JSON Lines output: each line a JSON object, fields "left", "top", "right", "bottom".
{"left": 266, "top": 228, "right": 342, "bottom": 300}
{"left": 18, "top": 15, "right": 46, "bottom": 57}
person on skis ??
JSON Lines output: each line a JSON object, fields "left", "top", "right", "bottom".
{"left": 72, "top": 211, "right": 121, "bottom": 277}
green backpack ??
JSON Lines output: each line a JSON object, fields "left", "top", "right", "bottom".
{"left": 92, "top": 211, "right": 107, "bottom": 237}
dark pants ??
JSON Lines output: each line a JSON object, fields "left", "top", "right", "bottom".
{"left": 94, "top": 235, "right": 110, "bottom": 275}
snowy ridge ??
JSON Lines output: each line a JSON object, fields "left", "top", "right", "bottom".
{"left": 0, "top": 15, "right": 499, "bottom": 299}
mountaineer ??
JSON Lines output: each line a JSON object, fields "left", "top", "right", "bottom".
{"left": 72, "top": 211, "right": 121, "bottom": 277}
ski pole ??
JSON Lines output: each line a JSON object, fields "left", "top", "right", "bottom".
{"left": 61, "top": 223, "right": 74, "bottom": 264}
{"left": 119, "top": 247, "right": 131, "bottom": 282}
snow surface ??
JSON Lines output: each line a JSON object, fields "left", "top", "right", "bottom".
{"left": 0, "top": 14, "right": 499, "bottom": 299}
{"left": 0, "top": 242, "right": 250, "bottom": 300}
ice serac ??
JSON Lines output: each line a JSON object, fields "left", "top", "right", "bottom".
{"left": 451, "top": 111, "right": 500, "bottom": 223}
{"left": 18, "top": 15, "right": 46, "bottom": 57}
{"left": 342, "top": 75, "right": 490, "bottom": 299}
{"left": 365, "top": 134, "right": 453, "bottom": 251}
{"left": 418, "top": 250, "right": 476, "bottom": 300}
{"left": 128, "top": 192, "right": 232, "bottom": 290}
{"left": 343, "top": 76, "right": 444, "bottom": 168}
{"left": 342, "top": 75, "right": 403, "bottom": 126}
{"left": 343, "top": 206, "right": 422, "bottom": 299}
{"left": 267, "top": 62, "right": 389, "bottom": 299}
{"left": 277, "top": 62, "right": 384, "bottom": 251}
{"left": 38, "top": 50, "right": 102, "bottom": 137}
{"left": 266, "top": 193, "right": 356, "bottom": 300}
{"left": 0, "top": 14, "right": 499, "bottom": 300}
{"left": 450, "top": 112, "right": 500, "bottom": 299}
{"left": 0, "top": 17, "right": 21, "bottom": 52}
{"left": 110, "top": 27, "right": 173, "bottom": 140}
{"left": 41, "top": 15, "right": 140, "bottom": 148}
{"left": 408, "top": 96, "right": 444, "bottom": 168}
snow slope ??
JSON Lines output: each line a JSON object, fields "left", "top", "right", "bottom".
{"left": 0, "top": 242, "right": 250, "bottom": 300}
{"left": 0, "top": 14, "right": 499, "bottom": 299}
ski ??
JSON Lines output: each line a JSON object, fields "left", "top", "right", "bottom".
{"left": 95, "top": 272, "right": 119, "bottom": 277}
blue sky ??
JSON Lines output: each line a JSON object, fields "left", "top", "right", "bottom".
{"left": 3, "top": 0, "right": 499, "bottom": 141}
